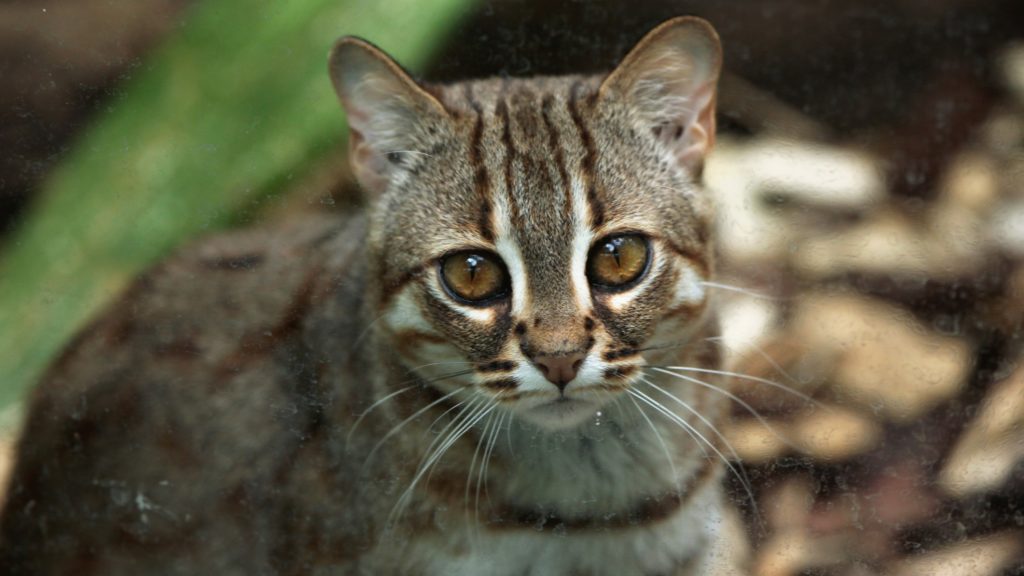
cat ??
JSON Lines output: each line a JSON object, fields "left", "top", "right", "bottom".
{"left": 0, "top": 15, "right": 743, "bottom": 576}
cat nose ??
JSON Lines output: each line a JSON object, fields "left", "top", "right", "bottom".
{"left": 533, "top": 353, "right": 585, "bottom": 390}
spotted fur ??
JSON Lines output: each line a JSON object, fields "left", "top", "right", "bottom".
{"left": 0, "top": 17, "right": 743, "bottom": 576}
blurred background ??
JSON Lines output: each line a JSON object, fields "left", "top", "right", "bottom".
{"left": 1, "top": 0, "right": 1023, "bottom": 573}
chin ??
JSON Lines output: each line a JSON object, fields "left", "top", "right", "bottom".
{"left": 517, "top": 396, "right": 604, "bottom": 431}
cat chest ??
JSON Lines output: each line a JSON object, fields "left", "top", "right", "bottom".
{"left": 388, "top": 491, "right": 724, "bottom": 576}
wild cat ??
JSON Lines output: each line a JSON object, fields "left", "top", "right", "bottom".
{"left": 0, "top": 16, "right": 745, "bottom": 576}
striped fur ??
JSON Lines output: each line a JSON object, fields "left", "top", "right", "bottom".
{"left": 0, "top": 16, "right": 743, "bottom": 576}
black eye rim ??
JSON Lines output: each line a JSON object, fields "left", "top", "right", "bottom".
{"left": 586, "top": 233, "right": 652, "bottom": 292}
{"left": 437, "top": 249, "right": 512, "bottom": 307}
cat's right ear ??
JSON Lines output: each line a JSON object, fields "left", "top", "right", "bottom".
{"left": 599, "top": 17, "right": 722, "bottom": 176}
{"left": 329, "top": 38, "right": 447, "bottom": 195}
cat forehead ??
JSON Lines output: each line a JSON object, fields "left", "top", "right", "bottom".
{"left": 391, "top": 75, "right": 702, "bottom": 240}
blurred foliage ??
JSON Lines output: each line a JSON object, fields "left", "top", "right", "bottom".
{"left": 0, "top": 0, "right": 475, "bottom": 408}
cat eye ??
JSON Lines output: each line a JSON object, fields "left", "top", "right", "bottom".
{"left": 439, "top": 251, "right": 510, "bottom": 304}
{"left": 586, "top": 234, "right": 650, "bottom": 289}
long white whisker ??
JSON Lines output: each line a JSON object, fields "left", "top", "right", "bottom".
{"left": 627, "top": 387, "right": 708, "bottom": 459}
{"left": 347, "top": 384, "right": 418, "bottom": 447}
{"left": 638, "top": 377, "right": 761, "bottom": 524}
{"left": 476, "top": 408, "right": 505, "bottom": 530}
{"left": 407, "top": 401, "right": 495, "bottom": 499}
{"left": 626, "top": 392, "right": 680, "bottom": 493}
{"left": 403, "top": 361, "right": 475, "bottom": 375}
{"left": 384, "top": 149, "right": 434, "bottom": 158}
{"left": 364, "top": 386, "right": 464, "bottom": 468}
{"left": 662, "top": 365, "right": 819, "bottom": 407}
{"left": 704, "top": 335, "right": 805, "bottom": 387}
{"left": 465, "top": 408, "right": 494, "bottom": 516}
{"left": 651, "top": 367, "right": 798, "bottom": 450}
{"left": 700, "top": 281, "right": 779, "bottom": 301}
{"left": 423, "top": 396, "right": 483, "bottom": 487}
{"left": 390, "top": 398, "right": 495, "bottom": 527}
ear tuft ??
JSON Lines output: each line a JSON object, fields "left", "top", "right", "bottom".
{"left": 328, "top": 37, "right": 446, "bottom": 195}
{"left": 600, "top": 17, "right": 722, "bottom": 174}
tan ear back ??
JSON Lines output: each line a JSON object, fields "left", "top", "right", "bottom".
{"left": 600, "top": 17, "right": 722, "bottom": 174}
{"left": 328, "top": 37, "right": 447, "bottom": 195}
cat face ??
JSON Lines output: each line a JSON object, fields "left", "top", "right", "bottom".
{"left": 330, "top": 17, "right": 721, "bottom": 430}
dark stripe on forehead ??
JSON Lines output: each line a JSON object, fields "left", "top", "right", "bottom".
{"left": 496, "top": 99, "right": 522, "bottom": 226}
{"left": 465, "top": 84, "right": 495, "bottom": 243}
{"left": 540, "top": 95, "right": 573, "bottom": 220}
{"left": 568, "top": 81, "right": 605, "bottom": 229}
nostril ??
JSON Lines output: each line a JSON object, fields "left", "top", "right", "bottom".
{"left": 533, "top": 352, "right": 586, "bottom": 389}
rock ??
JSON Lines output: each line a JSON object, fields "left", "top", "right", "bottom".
{"left": 940, "top": 359, "right": 1024, "bottom": 497}
{"left": 890, "top": 531, "right": 1024, "bottom": 576}
{"left": 789, "top": 404, "right": 881, "bottom": 461}
{"left": 793, "top": 294, "right": 971, "bottom": 422}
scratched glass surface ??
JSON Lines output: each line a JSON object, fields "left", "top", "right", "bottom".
{"left": 0, "top": 1, "right": 1022, "bottom": 574}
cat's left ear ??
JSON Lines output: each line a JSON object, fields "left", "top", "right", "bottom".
{"left": 329, "top": 37, "right": 448, "bottom": 195}
{"left": 599, "top": 17, "right": 722, "bottom": 174}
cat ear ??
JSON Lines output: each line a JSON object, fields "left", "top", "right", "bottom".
{"left": 599, "top": 17, "right": 722, "bottom": 174}
{"left": 329, "top": 37, "right": 447, "bottom": 195}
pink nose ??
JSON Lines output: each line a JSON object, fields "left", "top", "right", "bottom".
{"left": 533, "top": 353, "right": 585, "bottom": 390}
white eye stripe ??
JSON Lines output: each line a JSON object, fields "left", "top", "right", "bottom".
{"left": 494, "top": 235, "right": 529, "bottom": 315}
{"left": 385, "top": 288, "right": 439, "bottom": 333}
{"left": 570, "top": 176, "right": 595, "bottom": 313}
{"left": 670, "top": 261, "right": 707, "bottom": 308}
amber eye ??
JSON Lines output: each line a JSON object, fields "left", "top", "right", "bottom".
{"left": 439, "top": 251, "right": 510, "bottom": 304}
{"left": 586, "top": 234, "right": 650, "bottom": 289}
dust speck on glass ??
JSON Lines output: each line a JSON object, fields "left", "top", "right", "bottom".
{"left": 0, "top": 1, "right": 1021, "bottom": 575}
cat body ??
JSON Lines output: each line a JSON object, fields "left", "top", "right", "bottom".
{"left": 0, "top": 17, "right": 740, "bottom": 575}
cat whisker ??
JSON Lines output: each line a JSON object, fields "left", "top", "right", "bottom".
{"left": 404, "top": 361, "right": 475, "bottom": 375}
{"left": 390, "top": 396, "right": 497, "bottom": 528}
{"left": 352, "top": 309, "right": 392, "bottom": 349}
{"left": 349, "top": 368, "right": 476, "bottom": 449}
{"left": 633, "top": 339, "right": 691, "bottom": 354}
{"left": 390, "top": 396, "right": 486, "bottom": 528}
{"left": 704, "top": 335, "right": 805, "bottom": 387}
{"left": 659, "top": 365, "right": 820, "bottom": 408}
{"left": 384, "top": 149, "right": 435, "bottom": 158}
{"left": 625, "top": 392, "right": 680, "bottom": 496}
{"left": 699, "top": 281, "right": 780, "bottom": 301}
{"left": 637, "top": 376, "right": 762, "bottom": 528}
{"left": 504, "top": 407, "right": 515, "bottom": 455}
{"left": 476, "top": 408, "right": 506, "bottom": 532}
{"left": 465, "top": 406, "right": 497, "bottom": 540}
{"left": 346, "top": 384, "right": 418, "bottom": 448}
{"left": 649, "top": 367, "right": 799, "bottom": 450}
{"left": 363, "top": 384, "right": 465, "bottom": 469}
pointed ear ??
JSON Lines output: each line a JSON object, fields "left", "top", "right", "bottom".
{"left": 599, "top": 17, "right": 722, "bottom": 175}
{"left": 328, "top": 37, "right": 447, "bottom": 195}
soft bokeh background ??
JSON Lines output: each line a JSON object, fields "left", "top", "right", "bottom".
{"left": 1, "top": 0, "right": 1023, "bottom": 573}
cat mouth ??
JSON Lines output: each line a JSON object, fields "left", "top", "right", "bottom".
{"left": 523, "top": 395, "right": 600, "bottom": 430}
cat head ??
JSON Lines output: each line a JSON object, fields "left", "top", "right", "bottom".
{"left": 329, "top": 17, "right": 721, "bottom": 430}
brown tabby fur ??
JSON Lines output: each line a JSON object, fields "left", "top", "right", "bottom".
{"left": 0, "top": 17, "right": 743, "bottom": 575}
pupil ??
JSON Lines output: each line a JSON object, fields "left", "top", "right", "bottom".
{"left": 466, "top": 255, "right": 480, "bottom": 282}
{"left": 606, "top": 239, "right": 622, "bottom": 267}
